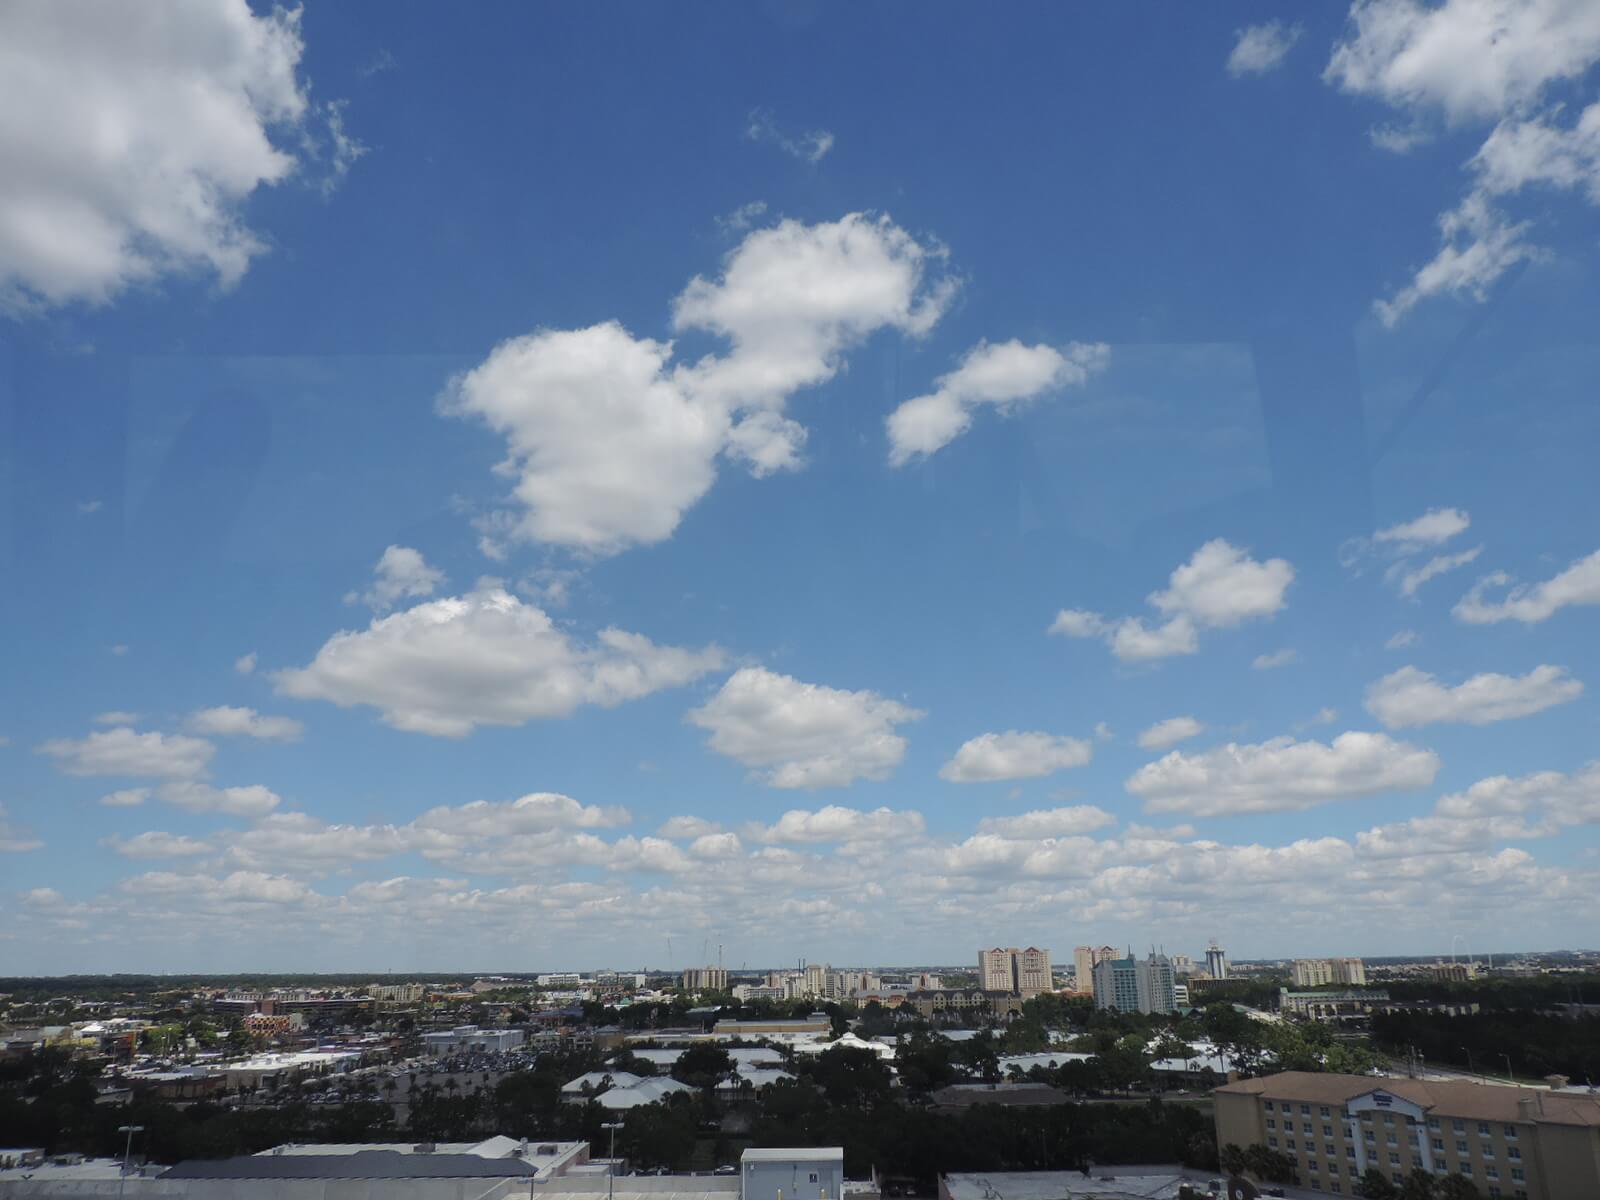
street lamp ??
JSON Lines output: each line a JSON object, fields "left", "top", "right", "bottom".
{"left": 1500, "top": 1054, "right": 1514, "bottom": 1083}
{"left": 116, "top": 1125, "right": 144, "bottom": 1200}
{"left": 1461, "top": 1047, "right": 1478, "bottom": 1081}
{"left": 603, "top": 1121, "right": 624, "bottom": 1200}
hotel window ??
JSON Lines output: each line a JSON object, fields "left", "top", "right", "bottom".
{"left": 1264, "top": 1101, "right": 1274, "bottom": 1111}
{"left": 1387, "top": 1134, "right": 1397, "bottom": 1145}
{"left": 1460, "top": 1164, "right": 1473, "bottom": 1176}
{"left": 1412, "top": 1156, "right": 1422, "bottom": 1168}
{"left": 1269, "top": 1137, "right": 1278, "bottom": 1149}
{"left": 1365, "top": 1131, "right": 1376, "bottom": 1143}
{"left": 1427, "top": 1117, "right": 1440, "bottom": 1130}
{"left": 1287, "top": 1139, "right": 1296, "bottom": 1151}
{"left": 1331, "top": 1185, "right": 1341, "bottom": 1195}
{"left": 1326, "top": 1144, "right": 1336, "bottom": 1157}
{"left": 1508, "top": 1147, "right": 1520, "bottom": 1160}
{"left": 1432, "top": 1138, "right": 1444, "bottom": 1151}
{"left": 1510, "top": 1168, "right": 1524, "bottom": 1182}
{"left": 1503, "top": 1125, "right": 1516, "bottom": 1139}
{"left": 1478, "top": 1123, "right": 1490, "bottom": 1135}
{"left": 1389, "top": 1153, "right": 1400, "bottom": 1166}
{"left": 1324, "top": 1124, "right": 1334, "bottom": 1137}
{"left": 1453, "top": 1120, "right": 1465, "bottom": 1133}
{"left": 1267, "top": 1119, "right": 1276, "bottom": 1129}
{"left": 1321, "top": 1106, "right": 1330, "bottom": 1117}
{"left": 1302, "top": 1105, "right": 1311, "bottom": 1115}
{"left": 1346, "top": 1147, "right": 1356, "bottom": 1159}
{"left": 1309, "top": 1160, "right": 1319, "bottom": 1172}
{"left": 1456, "top": 1141, "right": 1468, "bottom": 1154}
{"left": 1383, "top": 1113, "right": 1394, "bottom": 1124}
{"left": 1485, "top": 1166, "right": 1499, "bottom": 1180}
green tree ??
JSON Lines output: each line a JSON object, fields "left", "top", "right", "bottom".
{"left": 671, "top": 1043, "right": 733, "bottom": 1092}
{"left": 1356, "top": 1167, "right": 1399, "bottom": 1198}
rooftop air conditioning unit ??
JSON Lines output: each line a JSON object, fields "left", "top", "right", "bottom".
{"left": 415, "top": 1143, "right": 436, "bottom": 1154}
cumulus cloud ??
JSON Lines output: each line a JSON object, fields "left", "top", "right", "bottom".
{"left": 1252, "top": 649, "right": 1298, "bottom": 670}
{"left": 1394, "top": 546, "right": 1482, "bottom": 597}
{"left": 443, "top": 214, "right": 956, "bottom": 555}
{"left": 1373, "top": 506, "right": 1472, "bottom": 551}
{"left": 1327, "top": 1, "right": 1600, "bottom": 323}
{"left": 750, "top": 805, "right": 926, "bottom": 844}
{"left": 186, "top": 706, "right": 304, "bottom": 742}
{"left": 94, "top": 711, "right": 141, "bottom": 726}
{"left": 1051, "top": 540, "right": 1293, "bottom": 663}
{"left": 346, "top": 545, "right": 445, "bottom": 612}
{"left": 657, "top": 815, "right": 723, "bottom": 840}
{"left": 1227, "top": 21, "right": 1302, "bottom": 76}
{"left": 1345, "top": 507, "right": 1481, "bottom": 594}
{"left": 1365, "top": 664, "right": 1583, "bottom": 728}
{"left": 158, "top": 781, "right": 282, "bottom": 817}
{"left": 744, "top": 108, "right": 834, "bottom": 163}
{"left": 1386, "top": 630, "right": 1420, "bottom": 649}
{"left": 688, "top": 667, "right": 922, "bottom": 789}
{"left": 0, "top": 0, "right": 342, "bottom": 311}
{"left": 1126, "top": 731, "right": 1439, "bottom": 817}
{"left": 99, "top": 788, "right": 151, "bottom": 808}
{"left": 938, "top": 731, "right": 1093, "bottom": 782}
{"left": 1325, "top": 0, "right": 1600, "bottom": 124}
{"left": 1453, "top": 548, "right": 1600, "bottom": 624}
{"left": 886, "top": 339, "right": 1109, "bottom": 466}
{"left": 1358, "top": 761, "right": 1600, "bottom": 855}
{"left": 276, "top": 586, "right": 723, "bottom": 737}
{"left": 234, "top": 652, "right": 258, "bottom": 675}
{"left": 974, "top": 806, "right": 1116, "bottom": 838}
{"left": 1138, "top": 717, "right": 1206, "bottom": 751}
{"left": 411, "top": 792, "right": 630, "bottom": 839}
{"left": 37, "top": 727, "right": 214, "bottom": 780}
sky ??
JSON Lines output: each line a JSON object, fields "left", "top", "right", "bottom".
{"left": 2, "top": 0, "right": 1599, "bottom": 974}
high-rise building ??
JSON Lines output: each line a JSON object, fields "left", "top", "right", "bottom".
{"left": 680, "top": 966, "right": 728, "bottom": 993}
{"left": 1205, "top": 941, "right": 1229, "bottom": 981}
{"left": 978, "top": 947, "right": 1053, "bottom": 997}
{"left": 1292, "top": 957, "right": 1367, "bottom": 987}
{"left": 1073, "top": 945, "right": 1117, "bottom": 988}
{"left": 1093, "top": 950, "right": 1176, "bottom": 1014}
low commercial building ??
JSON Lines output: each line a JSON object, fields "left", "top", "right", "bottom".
{"left": 421, "top": 1025, "right": 524, "bottom": 1056}
{"left": 1277, "top": 988, "right": 1390, "bottom": 1021}
{"left": 712, "top": 1014, "right": 831, "bottom": 1037}
{"left": 904, "top": 989, "right": 1022, "bottom": 1021}
{"left": 741, "top": 1148, "right": 843, "bottom": 1200}
{"left": 1213, "top": 1070, "right": 1600, "bottom": 1199}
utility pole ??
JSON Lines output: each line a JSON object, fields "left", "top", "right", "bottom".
{"left": 603, "top": 1120, "right": 624, "bottom": 1200}
{"left": 116, "top": 1125, "right": 144, "bottom": 1200}
{"left": 1501, "top": 1054, "right": 1514, "bottom": 1083}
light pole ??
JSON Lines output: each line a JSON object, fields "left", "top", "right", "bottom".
{"left": 603, "top": 1121, "right": 624, "bottom": 1200}
{"left": 1461, "top": 1046, "right": 1478, "bottom": 1081}
{"left": 1500, "top": 1054, "right": 1514, "bottom": 1083}
{"left": 116, "top": 1125, "right": 144, "bottom": 1200}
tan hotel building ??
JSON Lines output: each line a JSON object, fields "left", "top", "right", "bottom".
{"left": 1214, "top": 1071, "right": 1600, "bottom": 1200}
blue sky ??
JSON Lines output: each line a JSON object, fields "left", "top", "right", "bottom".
{"left": 2, "top": 0, "right": 1599, "bottom": 973}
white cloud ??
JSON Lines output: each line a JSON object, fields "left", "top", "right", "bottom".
{"left": 1126, "top": 731, "right": 1439, "bottom": 817}
{"left": 657, "top": 815, "right": 723, "bottom": 840}
{"left": 716, "top": 200, "right": 769, "bottom": 235}
{"left": 687, "top": 667, "right": 923, "bottom": 789}
{"left": 1374, "top": 193, "right": 1539, "bottom": 326}
{"left": 1094, "top": 722, "right": 1114, "bottom": 742}
{"left": 0, "top": 0, "right": 325, "bottom": 310}
{"left": 938, "top": 730, "right": 1093, "bottom": 782}
{"left": 1252, "top": 649, "right": 1298, "bottom": 670}
{"left": 443, "top": 214, "right": 955, "bottom": 555}
{"left": 1227, "top": 21, "right": 1303, "bottom": 76}
{"left": 886, "top": 339, "right": 1109, "bottom": 466}
{"left": 99, "top": 788, "right": 151, "bottom": 808}
{"left": 744, "top": 108, "right": 834, "bottom": 163}
{"left": 110, "top": 644, "right": 130, "bottom": 657}
{"left": 1050, "top": 539, "right": 1293, "bottom": 662}
{"left": 750, "top": 805, "right": 926, "bottom": 844}
{"left": 1453, "top": 548, "right": 1600, "bottom": 624}
{"left": 1394, "top": 546, "right": 1482, "bottom": 596}
{"left": 974, "top": 806, "right": 1116, "bottom": 838}
{"left": 1137, "top": 716, "right": 1206, "bottom": 751}
{"left": 157, "top": 781, "right": 282, "bottom": 817}
{"left": 1365, "top": 664, "right": 1583, "bottom": 728}
{"left": 411, "top": 792, "right": 629, "bottom": 839}
{"left": 186, "top": 706, "right": 304, "bottom": 742}
{"left": 276, "top": 586, "right": 723, "bottom": 737}
{"left": 234, "top": 652, "right": 258, "bottom": 675}
{"left": 1324, "top": 0, "right": 1600, "bottom": 123}
{"left": 0, "top": 802, "right": 42, "bottom": 853}
{"left": 1358, "top": 762, "right": 1600, "bottom": 855}
{"left": 103, "top": 831, "right": 212, "bottom": 859}
{"left": 1386, "top": 630, "right": 1420, "bottom": 649}
{"left": 77, "top": 499, "right": 102, "bottom": 515}
{"left": 1298, "top": 707, "right": 1341, "bottom": 730}
{"left": 1373, "top": 506, "right": 1472, "bottom": 550}
{"left": 346, "top": 545, "right": 445, "bottom": 612}
{"left": 38, "top": 727, "right": 214, "bottom": 780}
{"left": 93, "top": 711, "right": 141, "bottom": 726}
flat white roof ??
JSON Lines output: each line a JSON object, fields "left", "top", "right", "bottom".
{"left": 741, "top": 1148, "right": 843, "bottom": 1163}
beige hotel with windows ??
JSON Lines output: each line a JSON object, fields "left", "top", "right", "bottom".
{"left": 1214, "top": 1071, "right": 1600, "bottom": 1200}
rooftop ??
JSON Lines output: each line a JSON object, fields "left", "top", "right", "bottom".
{"left": 942, "top": 1168, "right": 1197, "bottom": 1200}
{"left": 741, "top": 1148, "right": 843, "bottom": 1163}
{"left": 162, "top": 1151, "right": 539, "bottom": 1179}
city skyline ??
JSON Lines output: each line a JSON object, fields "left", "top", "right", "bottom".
{"left": 4, "top": 1, "right": 1600, "bottom": 973}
